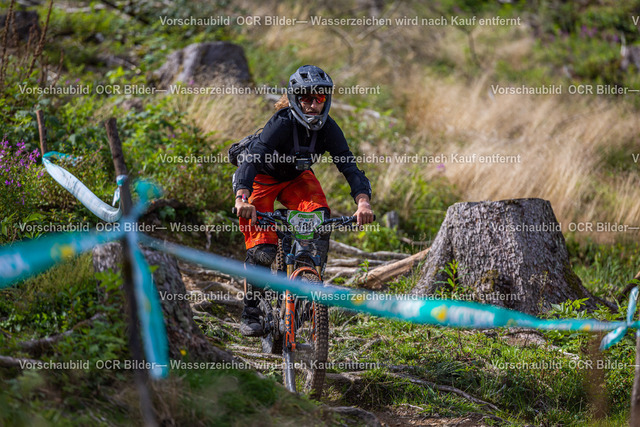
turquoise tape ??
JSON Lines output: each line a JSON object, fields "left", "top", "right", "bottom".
{"left": 600, "top": 287, "right": 639, "bottom": 350}
{"left": 42, "top": 151, "right": 123, "bottom": 222}
{"left": 124, "top": 180, "right": 168, "bottom": 379}
{"left": 127, "top": 231, "right": 170, "bottom": 379}
{"left": 0, "top": 229, "right": 124, "bottom": 288}
{"left": 138, "top": 235, "right": 634, "bottom": 350}
{"left": 131, "top": 180, "right": 163, "bottom": 209}
{"left": 1, "top": 180, "right": 169, "bottom": 379}
{"left": 0, "top": 180, "right": 160, "bottom": 288}
{"left": 43, "top": 151, "right": 78, "bottom": 163}
{"left": 3, "top": 162, "right": 638, "bottom": 376}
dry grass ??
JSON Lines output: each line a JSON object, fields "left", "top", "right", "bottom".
{"left": 179, "top": 4, "right": 640, "bottom": 242}
{"left": 403, "top": 73, "right": 640, "bottom": 241}
{"left": 171, "top": 77, "right": 270, "bottom": 145}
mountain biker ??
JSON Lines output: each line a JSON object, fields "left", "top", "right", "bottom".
{"left": 233, "top": 65, "right": 374, "bottom": 337}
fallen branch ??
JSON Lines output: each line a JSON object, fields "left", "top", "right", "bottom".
{"left": 232, "top": 351, "right": 282, "bottom": 361}
{"left": 0, "top": 355, "right": 42, "bottom": 368}
{"left": 330, "top": 240, "right": 409, "bottom": 260}
{"left": 329, "top": 258, "right": 389, "bottom": 267}
{"left": 324, "top": 266, "right": 359, "bottom": 279}
{"left": 399, "top": 236, "right": 430, "bottom": 246}
{"left": 327, "top": 368, "right": 499, "bottom": 413}
{"left": 358, "top": 247, "right": 430, "bottom": 290}
{"left": 329, "top": 336, "right": 366, "bottom": 343}
{"left": 325, "top": 371, "right": 363, "bottom": 383}
{"left": 19, "top": 313, "right": 105, "bottom": 356}
{"left": 233, "top": 355, "right": 268, "bottom": 377}
{"left": 387, "top": 371, "right": 498, "bottom": 411}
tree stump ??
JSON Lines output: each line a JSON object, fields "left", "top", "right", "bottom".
{"left": 93, "top": 242, "right": 233, "bottom": 362}
{"left": 412, "top": 199, "right": 613, "bottom": 314}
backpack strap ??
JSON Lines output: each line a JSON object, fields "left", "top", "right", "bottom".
{"left": 293, "top": 121, "right": 317, "bottom": 154}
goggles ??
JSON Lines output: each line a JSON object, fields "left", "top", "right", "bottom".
{"left": 299, "top": 94, "right": 327, "bottom": 104}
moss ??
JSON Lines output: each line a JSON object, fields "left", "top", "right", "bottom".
{"left": 475, "top": 269, "right": 500, "bottom": 292}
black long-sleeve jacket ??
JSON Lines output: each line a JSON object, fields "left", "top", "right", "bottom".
{"left": 233, "top": 108, "right": 372, "bottom": 203}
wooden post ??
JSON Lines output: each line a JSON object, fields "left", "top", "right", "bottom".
{"left": 632, "top": 335, "right": 640, "bottom": 424}
{"left": 104, "top": 118, "right": 157, "bottom": 427}
{"left": 35, "top": 110, "right": 48, "bottom": 156}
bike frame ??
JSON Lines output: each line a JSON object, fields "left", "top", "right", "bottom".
{"left": 234, "top": 207, "right": 364, "bottom": 396}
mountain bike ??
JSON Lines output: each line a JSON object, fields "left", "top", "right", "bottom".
{"left": 232, "top": 208, "right": 363, "bottom": 398}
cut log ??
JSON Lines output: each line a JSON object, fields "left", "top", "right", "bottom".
{"left": 412, "top": 199, "right": 614, "bottom": 314}
{"left": 93, "top": 242, "right": 234, "bottom": 362}
{"left": 358, "top": 247, "right": 430, "bottom": 290}
{"left": 324, "top": 267, "right": 360, "bottom": 281}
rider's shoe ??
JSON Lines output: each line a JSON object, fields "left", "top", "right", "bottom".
{"left": 240, "top": 306, "right": 265, "bottom": 337}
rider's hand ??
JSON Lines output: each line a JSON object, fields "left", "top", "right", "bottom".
{"left": 354, "top": 195, "right": 374, "bottom": 226}
{"left": 235, "top": 195, "right": 257, "bottom": 223}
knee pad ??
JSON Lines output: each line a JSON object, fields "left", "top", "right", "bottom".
{"left": 246, "top": 243, "right": 277, "bottom": 267}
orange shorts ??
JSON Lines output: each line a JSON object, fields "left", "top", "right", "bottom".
{"left": 240, "top": 171, "right": 330, "bottom": 249}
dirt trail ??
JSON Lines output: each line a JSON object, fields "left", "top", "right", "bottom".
{"left": 175, "top": 259, "right": 503, "bottom": 427}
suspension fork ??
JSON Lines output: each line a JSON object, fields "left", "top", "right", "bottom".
{"left": 282, "top": 260, "right": 323, "bottom": 392}
{"left": 285, "top": 266, "right": 322, "bottom": 348}
{"left": 284, "top": 264, "right": 296, "bottom": 351}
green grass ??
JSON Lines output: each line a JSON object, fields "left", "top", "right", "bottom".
{"left": 2, "top": 1, "right": 640, "bottom": 425}
{"left": 568, "top": 239, "right": 640, "bottom": 302}
{"left": 327, "top": 312, "right": 631, "bottom": 425}
{"left": 0, "top": 254, "right": 339, "bottom": 426}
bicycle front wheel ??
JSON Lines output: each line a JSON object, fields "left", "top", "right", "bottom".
{"left": 286, "top": 268, "right": 329, "bottom": 399}
{"left": 261, "top": 239, "right": 286, "bottom": 355}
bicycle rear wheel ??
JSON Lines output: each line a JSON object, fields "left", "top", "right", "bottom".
{"left": 285, "top": 268, "right": 329, "bottom": 399}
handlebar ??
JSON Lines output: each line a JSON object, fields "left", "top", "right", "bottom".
{"left": 231, "top": 207, "right": 375, "bottom": 228}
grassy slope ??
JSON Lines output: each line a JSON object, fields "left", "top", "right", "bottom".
{"left": 2, "top": 0, "right": 640, "bottom": 425}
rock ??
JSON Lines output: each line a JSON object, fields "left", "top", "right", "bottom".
{"left": 117, "top": 98, "right": 144, "bottom": 112}
{"left": 153, "top": 41, "right": 251, "bottom": 89}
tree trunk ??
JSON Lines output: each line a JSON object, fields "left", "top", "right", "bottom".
{"left": 358, "top": 248, "right": 430, "bottom": 290}
{"left": 93, "top": 242, "right": 233, "bottom": 362}
{"left": 412, "top": 199, "right": 613, "bottom": 315}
